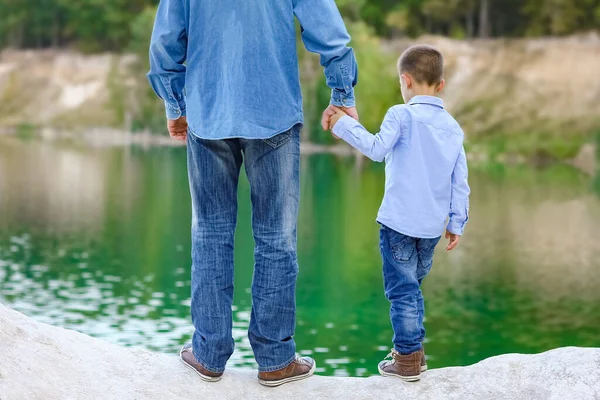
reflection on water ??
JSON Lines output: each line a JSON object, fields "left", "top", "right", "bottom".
{"left": 1, "top": 136, "right": 599, "bottom": 376}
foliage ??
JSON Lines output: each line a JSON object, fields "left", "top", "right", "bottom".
{"left": 523, "top": 0, "right": 600, "bottom": 36}
{"left": 1, "top": 0, "right": 600, "bottom": 52}
{"left": 0, "top": 0, "right": 157, "bottom": 51}
{"left": 127, "top": 6, "right": 168, "bottom": 133}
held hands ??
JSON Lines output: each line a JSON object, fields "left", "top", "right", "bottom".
{"left": 445, "top": 230, "right": 461, "bottom": 251}
{"left": 167, "top": 116, "right": 188, "bottom": 141}
{"left": 321, "top": 105, "right": 358, "bottom": 137}
{"left": 328, "top": 107, "right": 349, "bottom": 132}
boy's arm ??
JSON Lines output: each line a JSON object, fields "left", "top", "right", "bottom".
{"left": 293, "top": 0, "right": 357, "bottom": 108}
{"left": 447, "top": 147, "right": 470, "bottom": 235}
{"left": 147, "top": 0, "right": 187, "bottom": 121}
{"left": 331, "top": 108, "right": 402, "bottom": 162}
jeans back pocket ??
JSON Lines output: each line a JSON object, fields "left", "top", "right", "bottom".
{"left": 387, "top": 228, "right": 416, "bottom": 263}
{"left": 263, "top": 129, "right": 293, "bottom": 149}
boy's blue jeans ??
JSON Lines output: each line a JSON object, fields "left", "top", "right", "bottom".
{"left": 186, "top": 127, "right": 300, "bottom": 373}
{"left": 379, "top": 225, "right": 441, "bottom": 355}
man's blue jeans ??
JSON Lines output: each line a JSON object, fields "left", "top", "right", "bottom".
{"left": 379, "top": 225, "right": 441, "bottom": 355}
{"left": 186, "top": 126, "right": 300, "bottom": 373}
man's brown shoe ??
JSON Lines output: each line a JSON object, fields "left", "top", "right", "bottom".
{"left": 258, "top": 355, "right": 316, "bottom": 387}
{"left": 179, "top": 343, "right": 223, "bottom": 382}
{"left": 378, "top": 348, "right": 422, "bottom": 382}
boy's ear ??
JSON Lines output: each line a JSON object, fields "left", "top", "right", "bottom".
{"left": 401, "top": 73, "right": 412, "bottom": 88}
{"left": 436, "top": 79, "right": 446, "bottom": 93}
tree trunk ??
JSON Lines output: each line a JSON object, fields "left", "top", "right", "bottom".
{"left": 479, "top": 0, "right": 490, "bottom": 38}
{"left": 11, "top": 23, "right": 25, "bottom": 48}
{"left": 52, "top": 14, "right": 60, "bottom": 48}
{"left": 466, "top": 7, "right": 475, "bottom": 38}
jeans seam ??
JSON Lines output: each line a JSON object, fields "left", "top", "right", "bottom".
{"left": 258, "top": 354, "right": 297, "bottom": 373}
{"left": 193, "top": 349, "right": 226, "bottom": 374}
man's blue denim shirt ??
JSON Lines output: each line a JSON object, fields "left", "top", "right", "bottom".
{"left": 332, "top": 96, "right": 470, "bottom": 238}
{"left": 148, "top": 0, "right": 358, "bottom": 140}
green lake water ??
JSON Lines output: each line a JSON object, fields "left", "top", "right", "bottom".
{"left": 1, "top": 137, "right": 599, "bottom": 377}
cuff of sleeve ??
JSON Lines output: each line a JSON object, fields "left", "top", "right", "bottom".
{"left": 331, "top": 115, "right": 355, "bottom": 139}
{"left": 446, "top": 220, "right": 465, "bottom": 236}
{"left": 165, "top": 100, "right": 186, "bottom": 120}
{"left": 330, "top": 88, "right": 355, "bottom": 108}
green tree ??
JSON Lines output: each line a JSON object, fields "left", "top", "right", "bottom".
{"left": 524, "top": 0, "right": 599, "bottom": 36}
{"left": 0, "top": 0, "right": 156, "bottom": 51}
{"left": 128, "top": 6, "right": 167, "bottom": 133}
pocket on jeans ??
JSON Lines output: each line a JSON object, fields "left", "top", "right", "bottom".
{"left": 187, "top": 127, "right": 201, "bottom": 143}
{"left": 263, "top": 129, "right": 292, "bottom": 149}
{"left": 416, "top": 237, "right": 440, "bottom": 273}
{"left": 387, "top": 229, "right": 415, "bottom": 263}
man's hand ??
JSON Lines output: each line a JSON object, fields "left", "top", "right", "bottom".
{"left": 167, "top": 116, "right": 188, "bottom": 141}
{"left": 342, "top": 106, "right": 359, "bottom": 121}
{"left": 321, "top": 105, "right": 359, "bottom": 131}
{"left": 445, "top": 230, "right": 461, "bottom": 251}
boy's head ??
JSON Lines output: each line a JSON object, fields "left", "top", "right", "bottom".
{"left": 397, "top": 45, "right": 445, "bottom": 103}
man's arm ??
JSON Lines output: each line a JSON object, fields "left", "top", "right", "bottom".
{"left": 147, "top": 0, "right": 187, "bottom": 121}
{"left": 293, "top": 0, "right": 358, "bottom": 111}
{"left": 331, "top": 108, "right": 402, "bottom": 162}
{"left": 447, "top": 147, "right": 470, "bottom": 236}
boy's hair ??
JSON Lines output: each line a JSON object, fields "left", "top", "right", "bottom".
{"left": 397, "top": 45, "right": 444, "bottom": 86}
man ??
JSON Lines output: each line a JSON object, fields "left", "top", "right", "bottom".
{"left": 148, "top": 0, "right": 358, "bottom": 387}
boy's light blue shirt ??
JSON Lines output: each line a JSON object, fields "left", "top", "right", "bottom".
{"left": 148, "top": 0, "right": 357, "bottom": 140}
{"left": 332, "top": 95, "right": 470, "bottom": 238}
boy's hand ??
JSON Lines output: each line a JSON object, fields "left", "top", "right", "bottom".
{"left": 328, "top": 106, "right": 348, "bottom": 132}
{"left": 445, "top": 230, "right": 461, "bottom": 251}
{"left": 167, "top": 116, "right": 188, "bottom": 141}
{"left": 321, "top": 105, "right": 359, "bottom": 131}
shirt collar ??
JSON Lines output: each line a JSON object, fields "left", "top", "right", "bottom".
{"left": 408, "top": 95, "right": 444, "bottom": 109}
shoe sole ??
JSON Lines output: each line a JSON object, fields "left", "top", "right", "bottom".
{"left": 378, "top": 365, "right": 421, "bottom": 382}
{"left": 179, "top": 347, "right": 222, "bottom": 382}
{"left": 258, "top": 361, "right": 317, "bottom": 387}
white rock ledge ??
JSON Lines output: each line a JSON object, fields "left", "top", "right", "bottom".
{"left": 0, "top": 303, "right": 599, "bottom": 400}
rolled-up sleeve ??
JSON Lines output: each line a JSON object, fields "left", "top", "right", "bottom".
{"left": 147, "top": 0, "right": 188, "bottom": 120}
{"left": 447, "top": 147, "right": 470, "bottom": 235}
{"left": 293, "top": 0, "right": 358, "bottom": 107}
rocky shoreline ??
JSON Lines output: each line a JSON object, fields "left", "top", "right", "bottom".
{"left": 0, "top": 303, "right": 599, "bottom": 400}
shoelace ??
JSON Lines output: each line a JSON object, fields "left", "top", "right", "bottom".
{"left": 383, "top": 349, "right": 398, "bottom": 363}
{"left": 295, "top": 354, "right": 309, "bottom": 364}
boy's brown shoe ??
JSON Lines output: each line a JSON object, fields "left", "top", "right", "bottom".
{"left": 378, "top": 348, "right": 422, "bottom": 382}
{"left": 258, "top": 355, "right": 316, "bottom": 387}
{"left": 179, "top": 343, "right": 223, "bottom": 382}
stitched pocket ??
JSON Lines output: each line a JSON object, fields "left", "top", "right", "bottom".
{"left": 387, "top": 229, "right": 415, "bottom": 263}
{"left": 263, "top": 129, "right": 292, "bottom": 149}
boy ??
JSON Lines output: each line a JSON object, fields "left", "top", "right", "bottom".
{"left": 328, "top": 45, "right": 470, "bottom": 382}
